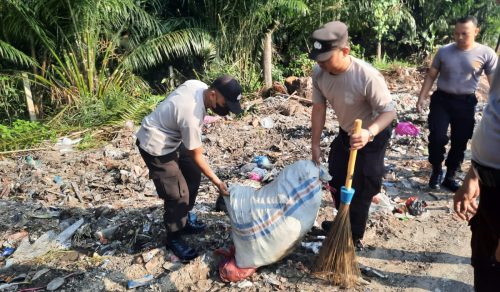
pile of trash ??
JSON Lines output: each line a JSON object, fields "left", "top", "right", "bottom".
{"left": 0, "top": 69, "right": 469, "bottom": 291}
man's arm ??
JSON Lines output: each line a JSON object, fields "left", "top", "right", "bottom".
{"left": 350, "top": 110, "right": 396, "bottom": 150}
{"left": 416, "top": 67, "right": 439, "bottom": 112}
{"left": 186, "top": 147, "right": 228, "bottom": 196}
{"left": 311, "top": 102, "right": 326, "bottom": 164}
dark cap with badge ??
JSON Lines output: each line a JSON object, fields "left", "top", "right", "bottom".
{"left": 309, "top": 21, "right": 348, "bottom": 62}
{"left": 211, "top": 75, "right": 243, "bottom": 114}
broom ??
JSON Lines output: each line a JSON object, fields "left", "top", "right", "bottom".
{"left": 313, "top": 119, "right": 362, "bottom": 287}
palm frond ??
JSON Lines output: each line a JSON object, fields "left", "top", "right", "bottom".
{"left": 2, "top": 0, "right": 56, "bottom": 50}
{"left": 110, "top": 95, "right": 164, "bottom": 126}
{"left": 0, "top": 40, "right": 37, "bottom": 67}
{"left": 122, "top": 29, "right": 215, "bottom": 71}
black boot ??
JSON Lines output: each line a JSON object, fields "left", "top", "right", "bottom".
{"left": 182, "top": 211, "right": 206, "bottom": 234}
{"left": 166, "top": 231, "right": 198, "bottom": 262}
{"left": 215, "top": 195, "right": 227, "bottom": 213}
{"left": 353, "top": 238, "right": 365, "bottom": 252}
{"left": 441, "top": 170, "right": 460, "bottom": 192}
{"left": 428, "top": 167, "right": 443, "bottom": 189}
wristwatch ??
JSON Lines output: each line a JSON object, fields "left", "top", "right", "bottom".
{"left": 367, "top": 129, "right": 375, "bottom": 142}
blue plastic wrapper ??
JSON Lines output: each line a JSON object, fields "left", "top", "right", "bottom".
{"left": 253, "top": 156, "right": 273, "bottom": 170}
{"left": 127, "top": 274, "right": 154, "bottom": 289}
{"left": 53, "top": 175, "right": 63, "bottom": 185}
{"left": 1, "top": 247, "right": 15, "bottom": 257}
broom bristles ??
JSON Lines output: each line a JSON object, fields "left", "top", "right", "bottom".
{"left": 313, "top": 204, "right": 360, "bottom": 287}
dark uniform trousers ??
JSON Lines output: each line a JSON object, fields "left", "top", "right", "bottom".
{"left": 470, "top": 161, "right": 500, "bottom": 292}
{"left": 428, "top": 90, "right": 478, "bottom": 174}
{"left": 137, "top": 140, "right": 201, "bottom": 233}
{"left": 328, "top": 126, "right": 392, "bottom": 241}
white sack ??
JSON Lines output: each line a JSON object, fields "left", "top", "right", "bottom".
{"left": 225, "top": 160, "right": 331, "bottom": 268}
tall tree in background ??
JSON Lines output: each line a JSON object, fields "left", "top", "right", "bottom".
{"left": 342, "top": 0, "right": 415, "bottom": 61}
{"left": 167, "top": 0, "right": 308, "bottom": 90}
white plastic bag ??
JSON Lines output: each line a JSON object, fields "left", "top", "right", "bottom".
{"left": 225, "top": 160, "right": 331, "bottom": 268}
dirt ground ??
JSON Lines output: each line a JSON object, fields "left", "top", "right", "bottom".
{"left": 0, "top": 70, "right": 490, "bottom": 291}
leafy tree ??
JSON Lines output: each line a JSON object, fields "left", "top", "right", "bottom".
{"left": 407, "top": 0, "right": 499, "bottom": 60}
{"left": 167, "top": 0, "right": 308, "bottom": 90}
{"left": 1, "top": 0, "right": 214, "bottom": 125}
{"left": 341, "top": 0, "right": 415, "bottom": 61}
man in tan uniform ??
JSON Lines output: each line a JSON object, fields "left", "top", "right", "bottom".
{"left": 309, "top": 21, "right": 396, "bottom": 249}
{"left": 136, "top": 75, "right": 243, "bottom": 261}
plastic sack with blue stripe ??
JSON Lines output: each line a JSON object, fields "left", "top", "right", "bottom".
{"left": 224, "top": 160, "right": 332, "bottom": 268}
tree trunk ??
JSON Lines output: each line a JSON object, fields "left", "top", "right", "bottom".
{"left": 263, "top": 31, "right": 273, "bottom": 89}
{"left": 376, "top": 40, "right": 382, "bottom": 61}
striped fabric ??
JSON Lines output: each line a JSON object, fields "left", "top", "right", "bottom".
{"left": 232, "top": 177, "right": 321, "bottom": 240}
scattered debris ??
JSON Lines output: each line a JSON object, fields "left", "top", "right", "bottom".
{"left": 0, "top": 69, "right": 480, "bottom": 290}
{"left": 127, "top": 274, "right": 154, "bottom": 289}
{"left": 395, "top": 121, "right": 420, "bottom": 137}
{"left": 301, "top": 241, "right": 322, "bottom": 254}
{"left": 360, "top": 266, "right": 388, "bottom": 279}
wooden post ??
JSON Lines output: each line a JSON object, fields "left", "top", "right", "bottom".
{"left": 263, "top": 31, "right": 273, "bottom": 89}
{"left": 22, "top": 73, "right": 36, "bottom": 121}
{"left": 169, "top": 65, "right": 175, "bottom": 88}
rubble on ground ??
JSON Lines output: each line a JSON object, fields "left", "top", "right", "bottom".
{"left": 0, "top": 69, "right": 486, "bottom": 291}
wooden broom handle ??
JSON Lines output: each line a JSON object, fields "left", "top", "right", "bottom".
{"left": 344, "top": 119, "right": 362, "bottom": 189}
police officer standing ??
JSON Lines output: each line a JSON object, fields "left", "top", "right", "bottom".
{"left": 417, "top": 16, "right": 497, "bottom": 192}
{"left": 309, "top": 21, "right": 396, "bottom": 249}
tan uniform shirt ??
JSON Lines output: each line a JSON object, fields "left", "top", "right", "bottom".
{"left": 312, "top": 57, "right": 395, "bottom": 131}
{"left": 136, "top": 80, "right": 207, "bottom": 156}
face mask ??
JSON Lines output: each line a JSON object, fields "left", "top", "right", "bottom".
{"left": 212, "top": 104, "right": 229, "bottom": 116}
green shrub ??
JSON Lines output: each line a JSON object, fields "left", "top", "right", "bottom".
{"left": 0, "top": 120, "right": 56, "bottom": 152}
{"left": 350, "top": 43, "right": 366, "bottom": 59}
{"left": 0, "top": 75, "right": 25, "bottom": 125}
{"left": 272, "top": 65, "right": 285, "bottom": 84}
{"left": 285, "top": 52, "right": 315, "bottom": 77}
{"left": 372, "top": 54, "right": 414, "bottom": 72}
{"left": 196, "top": 57, "right": 262, "bottom": 94}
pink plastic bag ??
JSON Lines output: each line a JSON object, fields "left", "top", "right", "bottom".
{"left": 395, "top": 121, "right": 420, "bottom": 137}
{"left": 203, "top": 115, "right": 220, "bottom": 124}
{"left": 215, "top": 246, "right": 256, "bottom": 282}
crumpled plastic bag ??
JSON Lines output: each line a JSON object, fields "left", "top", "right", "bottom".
{"left": 405, "top": 196, "right": 427, "bottom": 216}
{"left": 395, "top": 121, "right": 420, "bottom": 137}
{"left": 253, "top": 155, "right": 273, "bottom": 169}
{"left": 215, "top": 246, "right": 256, "bottom": 282}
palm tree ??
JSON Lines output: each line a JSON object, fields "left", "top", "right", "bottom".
{"left": 1, "top": 0, "right": 215, "bottom": 123}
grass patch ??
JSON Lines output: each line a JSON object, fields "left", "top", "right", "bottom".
{"left": 0, "top": 120, "right": 57, "bottom": 152}
{"left": 372, "top": 56, "right": 415, "bottom": 72}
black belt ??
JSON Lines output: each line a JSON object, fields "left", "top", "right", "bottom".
{"left": 435, "top": 89, "right": 475, "bottom": 100}
{"left": 472, "top": 161, "right": 500, "bottom": 188}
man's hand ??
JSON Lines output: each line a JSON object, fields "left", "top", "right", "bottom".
{"left": 350, "top": 128, "right": 370, "bottom": 150}
{"left": 416, "top": 97, "right": 427, "bottom": 113}
{"left": 312, "top": 144, "right": 321, "bottom": 165}
{"left": 214, "top": 180, "right": 229, "bottom": 196}
{"left": 453, "top": 168, "right": 480, "bottom": 221}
